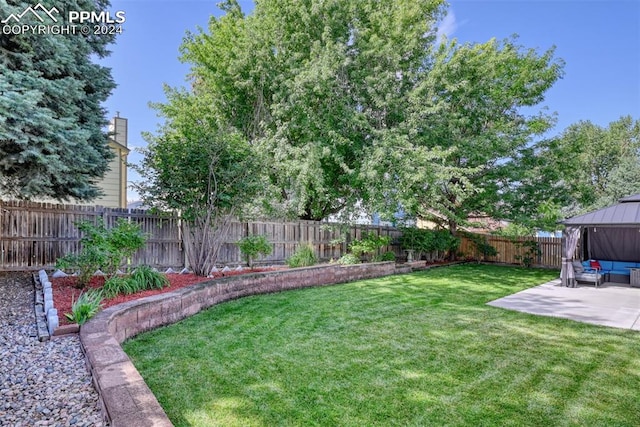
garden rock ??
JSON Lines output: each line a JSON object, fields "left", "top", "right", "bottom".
{"left": 0, "top": 272, "right": 106, "bottom": 426}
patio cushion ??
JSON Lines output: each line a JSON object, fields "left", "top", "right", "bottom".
{"left": 613, "top": 261, "right": 637, "bottom": 269}
{"left": 581, "top": 259, "right": 640, "bottom": 276}
{"left": 597, "top": 260, "right": 614, "bottom": 271}
{"left": 609, "top": 261, "right": 638, "bottom": 276}
{"left": 572, "top": 260, "right": 584, "bottom": 273}
{"left": 582, "top": 260, "right": 607, "bottom": 273}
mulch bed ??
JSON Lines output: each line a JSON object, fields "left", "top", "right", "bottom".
{"left": 52, "top": 268, "right": 278, "bottom": 325}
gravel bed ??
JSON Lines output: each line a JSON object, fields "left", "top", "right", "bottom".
{"left": 0, "top": 272, "right": 106, "bottom": 426}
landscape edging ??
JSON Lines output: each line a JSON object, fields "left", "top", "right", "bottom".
{"left": 79, "top": 261, "right": 397, "bottom": 427}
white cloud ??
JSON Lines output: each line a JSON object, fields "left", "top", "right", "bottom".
{"left": 436, "top": 10, "right": 458, "bottom": 42}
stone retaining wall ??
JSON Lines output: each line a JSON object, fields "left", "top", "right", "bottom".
{"left": 79, "top": 262, "right": 397, "bottom": 426}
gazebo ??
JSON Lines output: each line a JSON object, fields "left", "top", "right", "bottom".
{"left": 560, "top": 194, "right": 640, "bottom": 287}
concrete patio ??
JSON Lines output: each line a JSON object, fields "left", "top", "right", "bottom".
{"left": 488, "top": 278, "right": 640, "bottom": 330}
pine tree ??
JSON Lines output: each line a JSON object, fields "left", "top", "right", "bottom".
{"left": 0, "top": 0, "right": 116, "bottom": 200}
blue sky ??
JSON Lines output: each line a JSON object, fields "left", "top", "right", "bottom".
{"left": 100, "top": 0, "right": 640, "bottom": 202}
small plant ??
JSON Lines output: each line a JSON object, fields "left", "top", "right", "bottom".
{"left": 130, "top": 265, "right": 169, "bottom": 290}
{"left": 514, "top": 239, "right": 541, "bottom": 268}
{"left": 287, "top": 244, "right": 318, "bottom": 268}
{"left": 337, "top": 253, "right": 360, "bottom": 265}
{"left": 64, "top": 289, "right": 104, "bottom": 325}
{"left": 236, "top": 235, "right": 273, "bottom": 268}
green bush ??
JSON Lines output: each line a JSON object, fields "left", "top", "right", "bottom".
{"left": 287, "top": 244, "right": 318, "bottom": 268}
{"left": 399, "top": 227, "right": 432, "bottom": 256}
{"left": 237, "top": 235, "right": 273, "bottom": 268}
{"left": 465, "top": 233, "right": 498, "bottom": 262}
{"left": 432, "top": 229, "right": 459, "bottom": 261}
{"left": 399, "top": 227, "right": 460, "bottom": 261}
{"left": 104, "top": 220, "right": 147, "bottom": 274}
{"left": 337, "top": 253, "right": 360, "bottom": 265}
{"left": 349, "top": 232, "right": 391, "bottom": 261}
{"left": 56, "top": 218, "right": 146, "bottom": 288}
{"left": 64, "top": 289, "right": 103, "bottom": 325}
{"left": 373, "top": 251, "right": 396, "bottom": 262}
{"left": 514, "top": 239, "right": 541, "bottom": 268}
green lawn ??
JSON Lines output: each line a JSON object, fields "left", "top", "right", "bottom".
{"left": 123, "top": 264, "right": 640, "bottom": 427}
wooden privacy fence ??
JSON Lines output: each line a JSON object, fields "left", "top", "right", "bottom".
{"left": 459, "top": 234, "right": 562, "bottom": 268}
{"left": 0, "top": 200, "right": 403, "bottom": 271}
{"left": 1, "top": 200, "right": 563, "bottom": 271}
{"left": 0, "top": 200, "right": 183, "bottom": 271}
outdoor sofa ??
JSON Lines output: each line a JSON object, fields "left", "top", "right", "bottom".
{"left": 581, "top": 260, "right": 640, "bottom": 284}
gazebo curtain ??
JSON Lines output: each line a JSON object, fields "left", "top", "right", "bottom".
{"left": 588, "top": 227, "right": 640, "bottom": 261}
{"left": 561, "top": 226, "right": 580, "bottom": 287}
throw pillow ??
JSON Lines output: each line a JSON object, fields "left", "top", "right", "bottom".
{"left": 590, "top": 260, "right": 602, "bottom": 270}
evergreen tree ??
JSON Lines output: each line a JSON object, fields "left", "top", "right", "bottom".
{"left": 0, "top": 0, "right": 116, "bottom": 200}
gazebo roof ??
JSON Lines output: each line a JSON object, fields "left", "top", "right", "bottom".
{"left": 562, "top": 194, "right": 640, "bottom": 226}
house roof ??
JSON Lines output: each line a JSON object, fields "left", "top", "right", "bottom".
{"left": 562, "top": 194, "right": 640, "bottom": 226}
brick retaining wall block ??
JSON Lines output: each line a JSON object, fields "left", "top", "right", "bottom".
{"left": 80, "top": 261, "right": 397, "bottom": 426}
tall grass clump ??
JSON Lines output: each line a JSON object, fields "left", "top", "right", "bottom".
{"left": 131, "top": 265, "right": 169, "bottom": 290}
{"left": 102, "top": 265, "right": 169, "bottom": 298}
{"left": 287, "top": 244, "right": 318, "bottom": 268}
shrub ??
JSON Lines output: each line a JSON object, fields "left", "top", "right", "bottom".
{"left": 104, "top": 219, "right": 147, "bottom": 274}
{"left": 514, "top": 239, "right": 541, "bottom": 268}
{"left": 64, "top": 289, "right": 103, "bottom": 325}
{"left": 465, "top": 233, "right": 498, "bottom": 262}
{"left": 237, "top": 235, "right": 273, "bottom": 268}
{"left": 349, "top": 232, "right": 391, "bottom": 261}
{"left": 56, "top": 218, "right": 146, "bottom": 288}
{"left": 287, "top": 244, "right": 318, "bottom": 268}
{"left": 337, "top": 253, "right": 360, "bottom": 265}
{"left": 432, "top": 229, "right": 460, "bottom": 261}
{"left": 373, "top": 251, "right": 396, "bottom": 262}
{"left": 399, "top": 227, "right": 435, "bottom": 260}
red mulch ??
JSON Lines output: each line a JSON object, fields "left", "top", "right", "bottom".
{"left": 52, "top": 268, "right": 278, "bottom": 325}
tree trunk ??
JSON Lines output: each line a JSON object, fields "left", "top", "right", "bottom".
{"left": 182, "top": 212, "right": 235, "bottom": 276}
{"left": 448, "top": 219, "right": 458, "bottom": 261}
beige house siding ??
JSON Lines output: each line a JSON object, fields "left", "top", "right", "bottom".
{"left": 30, "top": 115, "right": 129, "bottom": 208}
{"left": 91, "top": 137, "right": 128, "bottom": 208}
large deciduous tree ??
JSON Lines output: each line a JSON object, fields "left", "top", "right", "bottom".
{"left": 365, "top": 37, "right": 564, "bottom": 235}
{"left": 180, "top": 0, "right": 446, "bottom": 220}
{"left": 0, "top": 0, "right": 117, "bottom": 200}
{"left": 533, "top": 116, "right": 640, "bottom": 217}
